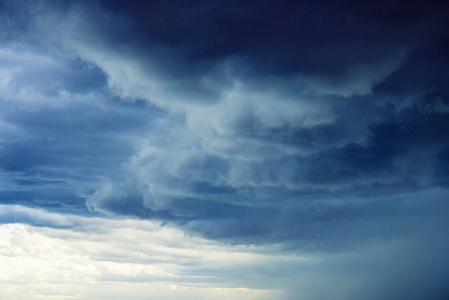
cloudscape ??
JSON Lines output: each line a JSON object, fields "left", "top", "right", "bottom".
{"left": 1, "top": 0, "right": 449, "bottom": 299}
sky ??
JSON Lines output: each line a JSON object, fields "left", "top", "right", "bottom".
{"left": 1, "top": 0, "right": 449, "bottom": 299}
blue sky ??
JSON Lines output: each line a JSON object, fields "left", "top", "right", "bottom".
{"left": 1, "top": 0, "right": 449, "bottom": 299}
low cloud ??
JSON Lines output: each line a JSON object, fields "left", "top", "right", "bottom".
{"left": 0, "top": 206, "right": 290, "bottom": 300}
{"left": 1, "top": 204, "right": 449, "bottom": 300}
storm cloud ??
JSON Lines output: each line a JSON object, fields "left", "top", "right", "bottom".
{"left": 1, "top": 0, "right": 449, "bottom": 299}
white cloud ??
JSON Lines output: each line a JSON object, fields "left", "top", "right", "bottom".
{"left": 3, "top": 197, "right": 448, "bottom": 300}
{"left": 0, "top": 206, "right": 300, "bottom": 300}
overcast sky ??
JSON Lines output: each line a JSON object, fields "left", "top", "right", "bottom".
{"left": 1, "top": 0, "right": 449, "bottom": 299}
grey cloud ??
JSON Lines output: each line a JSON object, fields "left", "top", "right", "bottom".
{"left": 0, "top": 47, "right": 107, "bottom": 96}
{"left": 9, "top": 0, "right": 445, "bottom": 109}
{"left": 1, "top": 1, "right": 449, "bottom": 299}
{"left": 0, "top": 45, "right": 163, "bottom": 215}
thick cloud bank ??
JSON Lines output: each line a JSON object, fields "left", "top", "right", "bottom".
{"left": 1, "top": 0, "right": 449, "bottom": 299}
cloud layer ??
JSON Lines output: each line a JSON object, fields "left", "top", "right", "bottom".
{"left": 1, "top": 0, "right": 449, "bottom": 299}
{"left": 1, "top": 204, "right": 449, "bottom": 300}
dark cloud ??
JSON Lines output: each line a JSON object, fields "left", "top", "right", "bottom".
{"left": 1, "top": 0, "right": 448, "bottom": 232}
{"left": 3, "top": 0, "right": 444, "bottom": 102}
{"left": 1, "top": 1, "right": 449, "bottom": 298}
{"left": 91, "top": 0, "right": 446, "bottom": 74}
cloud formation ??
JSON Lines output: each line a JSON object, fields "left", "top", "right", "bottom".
{"left": 1, "top": 0, "right": 449, "bottom": 299}
{"left": 0, "top": 206, "right": 284, "bottom": 300}
{"left": 1, "top": 204, "right": 449, "bottom": 300}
